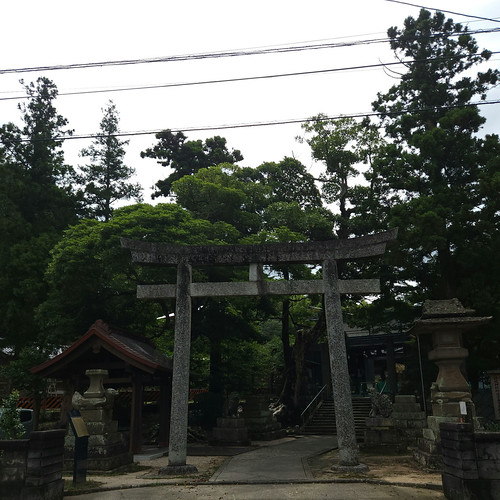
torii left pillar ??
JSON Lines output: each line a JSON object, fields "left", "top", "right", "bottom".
{"left": 158, "top": 260, "right": 198, "bottom": 474}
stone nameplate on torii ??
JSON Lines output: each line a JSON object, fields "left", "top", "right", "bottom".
{"left": 122, "top": 228, "right": 397, "bottom": 473}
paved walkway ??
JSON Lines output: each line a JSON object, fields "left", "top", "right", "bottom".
{"left": 67, "top": 436, "right": 444, "bottom": 499}
{"left": 210, "top": 435, "right": 336, "bottom": 482}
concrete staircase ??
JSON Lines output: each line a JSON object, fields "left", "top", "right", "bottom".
{"left": 302, "top": 397, "right": 371, "bottom": 439}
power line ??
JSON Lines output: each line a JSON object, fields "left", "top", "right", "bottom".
{"left": 0, "top": 37, "right": 392, "bottom": 76}
{"left": 9, "top": 99, "right": 500, "bottom": 143}
{"left": 384, "top": 0, "right": 500, "bottom": 24}
{"left": 0, "top": 24, "right": 497, "bottom": 77}
{"left": 1, "top": 49, "right": 498, "bottom": 102}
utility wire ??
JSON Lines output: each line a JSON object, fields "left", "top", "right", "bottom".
{"left": 384, "top": 0, "right": 500, "bottom": 24}
{"left": 0, "top": 25, "right": 497, "bottom": 76}
{"left": 1, "top": 49, "right": 499, "bottom": 102}
{"left": 0, "top": 37, "right": 392, "bottom": 75}
{"left": 10, "top": 99, "right": 500, "bottom": 143}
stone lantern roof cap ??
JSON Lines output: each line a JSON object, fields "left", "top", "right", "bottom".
{"left": 421, "top": 298, "right": 473, "bottom": 318}
{"left": 408, "top": 298, "right": 492, "bottom": 336}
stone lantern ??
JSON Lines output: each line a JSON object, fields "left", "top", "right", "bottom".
{"left": 409, "top": 298, "right": 491, "bottom": 467}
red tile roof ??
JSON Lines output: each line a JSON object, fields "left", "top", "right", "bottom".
{"left": 31, "top": 320, "right": 172, "bottom": 378}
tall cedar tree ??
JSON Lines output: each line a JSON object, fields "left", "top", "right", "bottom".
{"left": 0, "top": 77, "right": 77, "bottom": 354}
{"left": 79, "top": 101, "right": 142, "bottom": 221}
{"left": 369, "top": 10, "right": 500, "bottom": 382}
{"left": 371, "top": 9, "right": 499, "bottom": 301}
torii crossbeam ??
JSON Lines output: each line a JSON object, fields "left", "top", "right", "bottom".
{"left": 122, "top": 228, "right": 397, "bottom": 471}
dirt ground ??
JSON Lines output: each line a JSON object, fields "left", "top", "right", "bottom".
{"left": 308, "top": 448, "right": 442, "bottom": 487}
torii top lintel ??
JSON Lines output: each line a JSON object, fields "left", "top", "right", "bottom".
{"left": 120, "top": 228, "right": 397, "bottom": 267}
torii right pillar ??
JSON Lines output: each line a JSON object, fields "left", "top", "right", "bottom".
{"left": 324, "top": 259, "right": 368, "bottom": 471}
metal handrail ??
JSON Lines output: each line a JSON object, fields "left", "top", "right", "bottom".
{"left": 300, "top": 384, "right": 328, "bottom": 427}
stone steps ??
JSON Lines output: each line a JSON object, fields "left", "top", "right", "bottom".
{"left": 302, "top": 397, "right": 371, "bottom": 437}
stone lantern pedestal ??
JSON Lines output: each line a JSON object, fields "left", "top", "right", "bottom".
{"left": 65, "top": 369, "right": 132, "bottom": 471}
{"left": 409, "top": 299, "right": 491, "bottom": 468}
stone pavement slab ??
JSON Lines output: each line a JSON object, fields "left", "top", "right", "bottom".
{"left": 210, "top": 435, "right": 337, "bottom": 482}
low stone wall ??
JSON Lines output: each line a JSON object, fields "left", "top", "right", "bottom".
{"left": 0, "top": 429, "right": 65, "bottom": 500}
{"left": 363, "top": 395, "right": 426, "bottom": 451}
{"left": 441, "top": 422, "right": 500, "bottom": 500}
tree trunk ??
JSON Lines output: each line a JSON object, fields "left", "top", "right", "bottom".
{"left": 209, "top": 337, "right": 223, "bottom": 395}
{"left": 292, "top": 333, "right": 306, "bottom": 410}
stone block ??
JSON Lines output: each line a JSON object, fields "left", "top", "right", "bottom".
{"left": 432, "top": 402, "right": 468, "bottom": 418}
{"left": 210, "top": 421, "right": 250, "bottom": 445}
{"left": 477, "top": 459, "right": 500, "bottom": 480}
{"left": 88, "top": 432, "right": 125, "bottom": 447}
{"left": 417, "top": 437, "right": 440, "bottom": 455}
{"left": 442, "top": 473, "right": 481, "bottom": 499}
{"left": 393, "top": 419, "right": 408, "bottom": 428}
{"left": 394, "top": 395, "right": 417, "bottom": 404}
{"left": 79, "top": 408, "right": 113, "bottom": 422}
{"left": 441, "top": 437, "right": 474, "bottom": 452}
{"left": 216, "top": 417, "right": 246, "bottom": 429}
{"left": 245, "top": 416, "right": 274, "bottom": 427}
{"left": 441, "top": 447, "right": 476, "bottom": 461}
{"left": 22, "top": 480, "right": 64, "bottom": 500}
{"left": 413, "top": 448, "right": 443, "bottom": 469}
{"left": 428, "top": 416, "right": 459, "bottom": 434}
{"left": 443, "top": 456, "right": 478, "bottom": 472}
{"left": 86, "top": 421, "right": 118, "bottom": 434}
{"left": 391, "top": 411, "right": 426, "bottom": 420}
{"left": 440, "top": 421, "right": 473, "bottom": 432}
{"left": 364, "top": 429, "right": 399, "bottom": 445}
{"left": 422, "top": 428, "right": 436, "bottom": 441}
{"left": 406, "top": 419, "right": 426, "bottom": 429}
{"left": 365, "top": 417, "right": 394, "bottom": 428}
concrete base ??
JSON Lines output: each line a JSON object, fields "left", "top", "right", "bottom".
{"left": 158, "top": 464, "right": 198, "bottom": 475}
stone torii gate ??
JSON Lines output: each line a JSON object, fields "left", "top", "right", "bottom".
{"left": 122, "top": 229, "right": 397, "bottom": 472}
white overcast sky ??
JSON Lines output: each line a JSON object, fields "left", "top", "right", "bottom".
{"left": 1, "top": 0, "right": 499, "bottom": 203}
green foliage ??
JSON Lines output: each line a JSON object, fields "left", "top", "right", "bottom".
{"left": 0, "top": 391, "right": 25, "bottom": 440}
{"left": 78, "top": 101, "right": 142, "bottom": 221}
{"left": 141, "top": 130, "right": 243, "bottom": 198}
{"left": 249, "top": 157, "right": 322, "bottom": 209}
{"left": 38, "top": 203, "right": 240, "bottom": 346}
{"left": 172, "top": 164, "right": 267, "bottom": 235}
{"left": 298, "top": 115, "right": 385, "bottom": 239}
